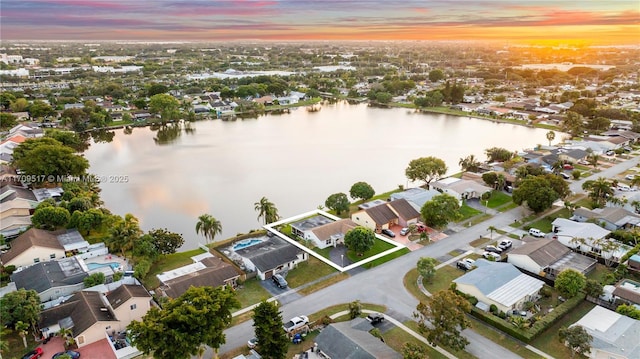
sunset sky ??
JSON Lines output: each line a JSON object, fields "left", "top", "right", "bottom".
{"left": 1, "top": 0, "right": 639, "bottom": 44}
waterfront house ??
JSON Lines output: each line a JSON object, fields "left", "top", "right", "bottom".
{"left": 389, "top": 187, "right": 441, "bottom": 211}
{"left": 303, "top": 218, "right": 359, "bottom": 249}
{"left": 235, "top": 236, "right": 307, "bottom": 280}
{"left": 430, "top": 177, "right": 492, "bottom": 204}
{"left": 11, "top": 256, "right": 88, "bottom": 302}
{"left": 1, "top": 228, "right": 90, "bottom": 267}
{"left": 157, "top": 254, "right": 242, "bottom": 298}
{"left": 351, "top": 199, "right": 420, "bottom": 233}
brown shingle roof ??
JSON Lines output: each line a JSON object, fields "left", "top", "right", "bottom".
{"left": 613, "top": 280, "right": 640, "bottom": 305}
{"left": 509, "top": 238, "right": 570, "bottom": 266}
{"left": 364, "top": 204, "right": 397, "bottom": 226}
{"left": 106, "top": 284, "right": 151, "bottom": 309}
{"left": 39, "top": 291, "right": 117, "bottom": 337}
{"left": 387, "top": 199, "right": 420, "bottom": 220}
{"left": 0, "top": 228, "right": 64, "bottom": 264}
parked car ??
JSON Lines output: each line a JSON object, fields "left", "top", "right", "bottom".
{"left": 400, "top": 227, "right": 410, "bottom": 236}
{"left": 625, "top": 174, "right": 637, "bottom": 180}
{"left": 606, "top": 150, "right": 615, "bottom": 156}
{"left": 617, "top": 184, "right": 631, "bottom": 192}
{"left": 508, "top": 309, "right": 527, "bottom": 317}
{"left": 366, "top": 312, "right": 385, "bottom": 324}
{"left": 560, "top": 172, "right": 571, "bottom": 180}
{"left": 498, "top": 240, "right": 512, "bottom": 250}
{"left": 461, "top": 258, "right": 475, "bottom": 267}
{"left": 381, "top": 228, "right": 396, "bottom": 238}
{"left": 483, "top": 251, "right": 501, "bottom": 261}
{"left": 456, "top": 261, "right": 472, "bottom": 271}
{"left": 485, "top": 245, "right": 503, "bottom": 254}
{"left": 283, "top": 315, "right": 309, "bottom": 333}
{"left": 21, "top": 348, "right": 43, "bottom": 359}
{"left": 528, "top": 228, "right": 545, "bottom": 238}
{"left": 52, "top": 351, "right": 80, "bottom": 359}
{"left": 272, "top": 273, "right": 288, "bottom": 289}
{"left": 247, "top": 337, "right": 258, "bottom": 349}
{"left": 562, "top": 163, "right": 574, "bottom": 170}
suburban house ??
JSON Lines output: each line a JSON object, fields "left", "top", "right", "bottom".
{"left": 303, "top": 218, "right": 359, "bottom": 249}
{"left": 313, "top": 317, "right": 401, "bottom": 359}
{"left": 570, "top": 306, "right": 640, "bottom": 359}
{"left": 10, "top": 256, "right": 89, "bottom": 302}
{"left": 39, "top": 284, "right": 151, "bottom": 349}
{"left": 552, "top": 218, "right": 631, "bottom": 263}
{"left": 0, "top": 228, "right": 90, "bottom": 268}
{"left": 570, "top": 207, "right": 640, "bottom": 231}
{"left": 234, "top": 236, "right": 307, "bottom": 280}
{"left": 453, "top": 259, "right": 545, "bottom": 313}
{"left": 558, "top": 148, "right": 589, "bottom": 163}
{"left": 390, "top": 187, "right": 441, "bottom": 211}
{"left": 612, "top": 279, "right": 640, "bottom": 307}
{"left": 350, "top": 199, "right": 420, "bottom": 232}
{"left": 629, "top": 254, "right": 640, "bottom": 272}
{"left": 507, "top": 238, "right": 596, "bottom": 280}
{"left": 157, "top": 253, "right": 242, "bottom": 298}
{"left": 430, "top": 177, "right": 492, "bottom": 204}
{"left": 0, "top": 184, "right": 39, "bottom": 236}
{"left": 290, "top": 214, "right": 334, "bottom": 239}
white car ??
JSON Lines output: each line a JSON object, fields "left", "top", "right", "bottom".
{"left": 528, "top": 228, "right": 545, "bottom": 238}
{"left": 283, "top": 315, "right": 309, "bottom": 333}
{"left": 483, "top": 251, "right": 501, "bottom": 261}
{"left": 625, "top": 174, "right": 637, "bottom": 181}
{"left": 400, "top": 227, "right": 410, "bottom": 236}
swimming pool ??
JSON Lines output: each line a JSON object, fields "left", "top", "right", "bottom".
{"left": 86, "top": 262, "right": 121, "bottom": 271}
{"left": 232, "top": 239, "right": 264, "bottom": 251}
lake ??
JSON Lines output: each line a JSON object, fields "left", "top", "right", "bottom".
{"left": 84, "top": 101, "right": 556, "bottom": 249}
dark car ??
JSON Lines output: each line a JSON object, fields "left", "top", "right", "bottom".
{"left": 52, "top": 351, "right": 80, "bottom": 359}
{"left": 366, "top": 312, "right": 385, "bottom": 324}
{"left": 247, "top": 337, "right": 258, "bottom": 349}
{"left": 272, "top": 273, "right": 288, "bottom": 289}
{"left": 560, "top": 172, "right": 571, "bottom": 180}
{"left": 21, "top": 348, "right": 43, "bottom": 359}
{"left": 381, "top": 228, "right": 396, "bottom": 238}
{"left": 485, "top": 245, "right": 503, "bottom": 254}
{"left": 456, "top": 261, "right": 472, "bottom": 271}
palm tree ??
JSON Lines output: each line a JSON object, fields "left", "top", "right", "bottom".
{"left": 195, "top": 214, "right": 222, "bottom": 244}
{"left": 551, "top": 160, "right": 564, "bottom": 174}
{"left": 57, "top": 326, "right": 75, "bottom": 349}
{"left": 108, "top": 213, "right": 142, "bottom": 257}
{"left": 546, "top": 130, "right": 556, "bottom": 146}
{"left": 582, "top": 177, "right": 614, "bottom": 207}
{"left": 630, "top": 176, "right": 640, "bottom": 188}
{"left": 0, "top": 327, "right": 10, "bottom": 359}
{"left": 487, "top": 226, "right": 498, "bottom": 240}
{"left": 588, "top": 154, "right": 600, "bottom": 169}
{"left": 254, "top": 197, "right": 280, "bottom": 225}
{"left": 16, "top": 321, "right": 28, "bottom": 348}
{"left": 458, "top": 154, "right": 481, "bottom": 172}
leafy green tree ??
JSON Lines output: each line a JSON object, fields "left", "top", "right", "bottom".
{"left": 28, "top": 100, "right": 55, "bottom": 118}
{"left": 543, "top": 173, "right": 571, "bottom": 198}
{"left": 10, "top": 98, "right": 28, "bottom": 112}
{"left": 148, "top": 228, "right": 184, "bottom": 255}
{"left": 417, "top": 257, "right": 437, "bottom": 284}
{"left": 15, "top": 321, "right": 29, "bottom": 348}
{"left": 252, "top": 301, "right": 289, "bottom": 359}
{"left": 485, "top": 147, "right": 514, "bottom": 162}
{"left": 133, "top": 235, "right": 160, "bottom": 262}
{"left": 546, "top": 130, "right": 556, "bottom": 146}
{"left": 555, "top": 269, "right": 586, "bottom": 298}
{"left": 67, "top": 197, "right": 93, "bottom": 213}
{"left": 128, "top": 286, "right": 240, "bottom": 359}
{"left": 582, "top": 177, "right": 614, "bottom": 207}
{"left": 31, "top": 206, "right": 71, "bottom": 230}
{"left": 428, "top": 69, "right": 445, "bottom": 82}
{"left": 421, "top": 193, "right": 461, "bottom": 228}
{"left": 344, "top": 227, "right": 376, "bottom": 256}
{"left": 348, "top": 300, "right": 362, "bottom": 319}
{"left": 374, "top": 92, "right": 393, "bottom": 104}
{"left": 349, "top": 181, "right": 375, "bottom": 202}
{"left": 512, "top": 176, "right": 560, "bottom": 213}
{"left": 482, "top": 172, "right": 498, "bottom": 187}
{"left": 254, "top": 197, "right": 280, "bottom": 225}
{"left": 459, "top": 154, "right": 481, "bottom": 172}
{"left": 0, "top": 113, "right": 17, "bottom": 131}
{"left": 12, "top": 138, "right": 89, "bottom": 182}
{"left": 558, "top": 326, "right": 592, "bottom": 358}
{"left": 414, "top": 290, "right": 471, "bottom": 351}
{"left": 133, "top": 258, "right": 152, "bottom": 279}
{"left": 583, "top": 279, "right": 603, "bottom": 299}
{"left": 0, "top": 289, "right": 41, "bottom": 331}
{"left": 325, "top": 192, "right": 350, "bottom": 215}
{"left": 562, "top": 111, "right": 585, "bottom": 137}
{"left": 83, "top": 272, "right": 106, "bottom": 287}
{"left": 107, "top": 213, "right": 143, "bottom": 257}
{"left": 405, "top": 156, "right": 447, "bottom": 188}
{"left": 73, "top": 208, "right": 106, "bottom": 235}
{"left": 195, "top": 214, "right": 222, "bottom": 244}
{"left": 0, "top": 326, "right": 11, "bottom": 357}
{"left": 147, "top": 83, "right": 169, "bottom": 97}
{"left": 401, "top": 342, "right": 428, "bottom": 359}
{"left": 616, "top": 304, "right": 640, "bottom": 319}
{"left": 149, "top": 93, "right": 180, "bottom": 124}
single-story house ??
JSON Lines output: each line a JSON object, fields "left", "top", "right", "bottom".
{"left": 570, "top": 306, "right": 640, "bottom": 359}
{"left": 552, "top": 218, "right": 631, "bottom": 263}
{"left": 570, "top": 207, "right": 640, "bottom": 231}
{"left": 558, "top": 149, "right": 589, "bottom": 163}
{"left": 158, "top": 255, "right": 242, "bottom": 298}
{"left": 290, "top": 215, "right": 334, "bottom": 238}
{"left": 235, "top": 236, "right": 307, "bottom": 280}
{"left": 390, "top": 187, "right": 442, "bottom": 211}
{"left": 507, "top": 238, "right": 596, "bottom": 280}
{"left": 11, "top": 256, "right": 89, "bottom": 302}
{"left": 430, "top": 177, "right": 492, "bottom": 204}
{"left": 351, "top": 199, "right": 420, "bottom": 232}
{"left": 453, "top": 259, "right": 544, "bottom": 313}
{"left": 612, "top": 279, "right": 640, "bottom": 306}
{"left": 39, "top": 284, "right": 151, "bottom": 348}
{"left": 304, "top": 218, "right": 359, "bottom": 249}
{"left": 314, "top": 317, "right": 401, "bottom": 359}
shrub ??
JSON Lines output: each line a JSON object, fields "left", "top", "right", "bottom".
{"left": 468, "top": 296, "right": 478, "bottom": 305}
{"left": 540, "top": 286, "right": 553, "bottom": 298}
{"left": 490, "top": 304, "right": 498, "bottom": 313}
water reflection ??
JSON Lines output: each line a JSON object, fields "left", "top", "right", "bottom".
{"left": 90, "top": 129, "right": 115, "bottom": 143}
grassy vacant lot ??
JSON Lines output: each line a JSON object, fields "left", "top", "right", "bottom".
{"left": 286, "top": 256, "right": 337, "bottom": 288}
{"left": 383, "top": 326, "right": 449, "bottom": 359}
{"left": 345, "top": 238, "right": 396, "bottom": 263}
{"left": 530, "top": 301, "right": 595, "bottom": 358}
{"left": 468, "top": 318, "right": 544, "bottom": 359}
{"left": 236, "top": 277, "right": 271, "bottom": 308}
{"left": 142, "top": 248, "right": 206, "bottom": 289}
{"left": 487, "top": 191, "right": 512, "bottom": 208}
{"left": 525, "top": 208, "right": 572, "bottom": 233}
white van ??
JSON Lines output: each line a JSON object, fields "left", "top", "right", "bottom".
{"left": 617, "top": 184, "right": 631, "bottom": 192}
{"left": 529, "top": 228, "right": 545, "bottom": 238}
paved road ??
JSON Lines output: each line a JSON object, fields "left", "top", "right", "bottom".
{"left": 211, "top": 155, "right": 640, "bottom": 358}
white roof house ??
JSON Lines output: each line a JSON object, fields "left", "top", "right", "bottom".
{"left": 571, "top": 306, "right": 640, "bottom": 359}
{"left": 430, "top": 178, "right": 492, "bottom": 204}
{"left": 552, "top": 218, "right": 630, "bottom": 262}
{"left": 453, "top": 259, "right": 544, "bottom": 313}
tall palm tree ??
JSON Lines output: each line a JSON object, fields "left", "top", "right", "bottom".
{"left": 15, "top": 321, "right": 28, "bottom": 348}
{"left": 546, "top": 130, "right": 555, "bottom": 146}
{"left": 458, "top": 154, "right": 481, "bottom": 172}
{"left": 0, "top": 327, "right": 10, "bottom": 359}
{"left": 582, "top": 177, "right": 614, "bottom": 207}
{"left": 588, "top": 154, "right": 600, "bottom": 169}
{"left": 195, "top": 214, "right": 222, "bottom": 244}
{"left": 487, "top": 226, "right": 498, "bottom": 240}
{"left": 254, "top": 197, "right": 280, "bottom": 225}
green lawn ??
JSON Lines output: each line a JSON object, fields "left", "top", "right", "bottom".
{"left": 423, "top": 265, "right": 465, "bottom": 293}
{"left": 142, "top": 248, "right": 207, "bottom": 289}
{"left": 313, "top": 246, "right": 332, "bottom": 259}
{"left": 530, "top": 301, "right": 595, "bottom": 359}
{"left": 459, "top": 204, "right": 483, "bottom": 221}
{"left": 498, "top": 202, "right": 519, "bottom": 212}
{"left": 363, "top": 247, "right": 410, "bottom": 268}
{"left": 468, "top": 318, "right": 544, "bottom": 359}
{"left": 526, "top": 208, "right": 572, "bottom": 233}
{"left": 345, "top": 239, "right": 396, "bottom": 263}
{"left": 383, "top": 326, "right": 448, "bottom": 359}
{"left": 285, "top": 256, "right": 337, "bottom": 288}
{"left": 587, "top": 263, "right": 612, "bottom": 283}
{"left": 404, "top": 268, "right": 428, "bottom": 301}
{"left": 487, "top": 191, "right": 512, "bottom": 208}
{"left": 235, "top": 277, "right": 272, "bottom": 308}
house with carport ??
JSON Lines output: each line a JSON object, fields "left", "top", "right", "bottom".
{"left": 453, "top": 259, "right": 544, "bottom": 313}
{"left": 507, "top": 237, "right": 596, "bottom": 281}
{"left": 350, "top": 198, "right": 420, "bottom": 233}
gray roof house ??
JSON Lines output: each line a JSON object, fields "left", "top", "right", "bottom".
{"left": 11, "top": 256, "right": 89, "bottom": 302}
{"left": 571, "top": 305, "right": 640, "bottom": 359}
{"left": 236, "top": 236, "right": 307, "bottom": 280}
{"left": 570, "top": 207, "right": 640, "bottom": 231}
{"left": 453, "top": 259, "right": 544, "bottom": 313}
{"left": 390, "top": 187, "right": 441, "bottom": 210}
{"left": 507, "top": 238, "right": 596, "bottom": 280}
{"left": 314, "top": 317, "right": 401, "bottom": 359}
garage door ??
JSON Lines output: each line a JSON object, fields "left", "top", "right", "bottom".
{"left": 264, "top": 270, "right": 273, "bottom": 279}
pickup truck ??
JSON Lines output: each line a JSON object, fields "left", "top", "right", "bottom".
{"left": 283, "top": 315, "right": 309, "bottom": 333}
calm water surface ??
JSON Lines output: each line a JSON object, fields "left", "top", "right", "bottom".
{"left": 84, "top": 101, "right": 556, "bottom": 249}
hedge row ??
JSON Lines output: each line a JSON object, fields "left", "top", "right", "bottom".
{"left": 469, "top": 293, "right": 586, "bottom": 343}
